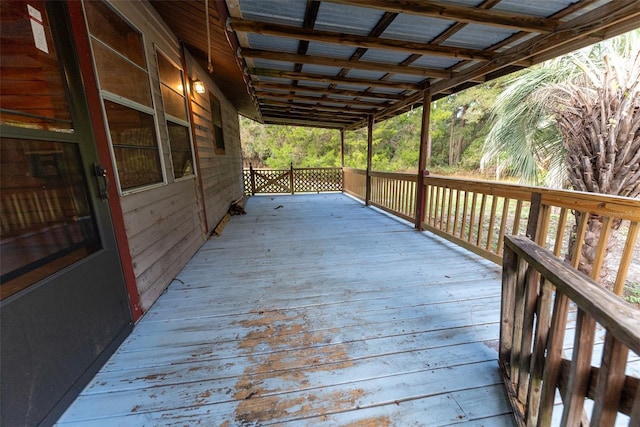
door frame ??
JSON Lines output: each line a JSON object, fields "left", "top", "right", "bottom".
{"left": 67, "top": 0, "right": 142, "bottom": 321}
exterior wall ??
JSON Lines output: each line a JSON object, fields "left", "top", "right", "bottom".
{"left": 186, "top": 50, "right": 245, "bottom": 233}
{"left": 103, "top": 1, "right": 244, "bottom": 311}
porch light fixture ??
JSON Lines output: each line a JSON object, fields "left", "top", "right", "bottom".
{"left": 193, "top": 79, "right": 206, "bottom": 94}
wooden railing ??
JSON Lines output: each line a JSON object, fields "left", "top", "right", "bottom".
{"left": 342, "top": 167, "right": 366, "bottom": 201}
{"left": 420, "top": 176, "right": 640, "bottom": 296}
{"left": 501, "top": 235, "right": 640, "bottom": 426}
{"left": 369, "top": 171, "right": 417, "bottom": 222}
{"left": 343, "top": 168, "right": 418, "bottom": 222}
{"left": 243, "top": 165, "right": 342, "bottom": 195}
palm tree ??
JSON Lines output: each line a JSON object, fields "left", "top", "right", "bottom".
{"left": 481, "top": 31, "right": 640, "bottom": 281}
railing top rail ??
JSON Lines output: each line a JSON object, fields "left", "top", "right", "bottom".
{"left": 506, "top": 234, "right": 640, "bottom": 354}
{"left": 424, "top": 175, "right": 640, "bottom": 222}
{"left": 369, "top": 170, "right": 418, "bottom": 181}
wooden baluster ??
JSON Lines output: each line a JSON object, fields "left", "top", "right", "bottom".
{"left": 537, "top": 292, "right": 570, "bottom": 426}
{"left": 445, "top": 188, "right": 454, "bottom": 233}
{"left": 510, "top": 256, "right": 529, "bottom": 383}
{"left": 560, "top": 308, "right": 596, "bottom": 426}
{"left": 512, "top": 199, "right": 523, "bottom": 236}
{"left": 439, "top": 187, "right": 447, "bottom": 231}
{"left": 460, "top": 190, "right": 469, "bottom": 239}
{"left": 630, "top": 387, "right": 640, "bottom": 426}
{"left": 476, "top": 193, "right": 488, "bottom": 247}
{"left": 468, "top": 192, "right": 477, "bottom": 242}
{"left": 497, "top": 198, "right": 510, "bottom": 256}
{"left": 591, "top": 332, "right": 629, "bottom": 426}
{"left": 571, "top": 213, "right": 589, "bottom": 269}
{"left": 553, "top": 207, "right": 569, "bottom": 256}
{"left": 452, "top": 189, "right": 461, "bottom": 237}
{"left": 590, "top": 216, "right": 612, "bottom": 281}
{"left": 613, "top": 221, "right": 639, "bottom": 296}
{"left": 525, "top": 278, "right": 553, "bottom": 426}
{"left": 486, "top": 195, "right": 498, "bottom": 252}
{"left": 517, "top": 264, "right": 541, "bottom": 403}
{"left": 500, "top": 244, "right": 518, "bottom": 366}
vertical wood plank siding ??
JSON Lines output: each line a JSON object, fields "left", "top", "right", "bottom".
{"left": 104, "top": 2, "right": 243, "bottom": 311}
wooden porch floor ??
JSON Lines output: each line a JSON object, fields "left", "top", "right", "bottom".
{"left": 56, "top": 194, "right": 514, "bottom": 426}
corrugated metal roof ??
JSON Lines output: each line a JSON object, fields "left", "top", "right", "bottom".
{"left": 151, "top": 0, "right": 640, "bottom": 129}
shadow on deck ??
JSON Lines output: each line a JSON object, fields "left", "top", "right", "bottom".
{"left": 56, "top": 194, "right": 515, "bottom": 426}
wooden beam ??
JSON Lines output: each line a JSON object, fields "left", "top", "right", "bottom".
{"left": 249, "top": 68, "right": 423, "bottom": 91}
{"left": 261, "top": 105, "right": 368, "bottom": 117}
{"left": 415, "top": 90, "right": 431, "bottom": 230}
{"left": 252, "top": 82, "right": 406, "bottom": 100}
{"left": 262, "top": 111, "right": 355, "bottom": 125}
{"left": 263, "top": 117, "right": 345, "bottom": 128}
{"left": 430, "top": 1, "right": 640, "bottom": 96}
{"left": 242, "top": 48, "right": 453, "bottom": 78}
{"left": 341, "top": 130, "right": 345, "bottom": 168}
{"left": 257, "top": 92, "right": 391, "bottom": 108}
{"left": 230, "top": 17, "right": 496, "bottom": 61}
{"left": 322, "top": 0, "right": 558, "bottom": 34}
{"left": 365, "top": 115, "right": 373, "bottom": 206}
{"left": 260, "top": 99, "right": 377, "bottom": 115}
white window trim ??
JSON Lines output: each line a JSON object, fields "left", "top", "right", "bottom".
{"left": 155, "top": 47, "right": 197, "bottom": 182}
{"left": 83, "top": 0, "right": 168, "bottom": 195}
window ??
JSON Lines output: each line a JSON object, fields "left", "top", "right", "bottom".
{"left": 85, "top": 0, "right": 163, "bottom": 191}
{"left": 210, "top": 94, "right": 225, "bottom": 154}
{"left": 0, "top": 0, "right": 73, "bottom": 132}
{"left": 157, "top": 51, "right": 193, "bottom": 179}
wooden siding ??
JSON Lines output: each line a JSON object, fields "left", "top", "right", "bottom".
{"left": 187, "top": 49, "right": 245, "bottom": 234}
{"left": 103, "top": 1, "right": 244, "bottom": 311}
{"left": 56, "top": 194, "right": 514, "bottom": 426}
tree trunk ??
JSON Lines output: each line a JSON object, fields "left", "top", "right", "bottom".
{"left": 567, "top": 212, "right": 621, "bottom": 284}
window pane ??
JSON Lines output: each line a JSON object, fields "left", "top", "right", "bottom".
{"left": 92, "top": 41, "right": 152, "bottom": 107}
{"left": 157, "top": 54, "right": 183, "bottom": 95}
{"left": 84, "top": 0, "right": 145, "bottom": 68}
{"left": 104, "top": 100, "right": 163, "bottom": 189}
{"left": 1, "top": 138, "right": 100, "bottom": 298}
{"left": 209, "top": 95, "right": 225, "bottom": 153}
{"left": 167, "top": 122, "right": 193, "bottom": 179}
{"left": 161, "top": 85, "right": 187, "bottom": 121}
{"left": 0, "top": 0, "right": 73, "bottom": 131}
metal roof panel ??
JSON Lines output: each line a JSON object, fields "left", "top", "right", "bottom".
{"left": 381, "top": 13, "right": 454, "bottom": 43}
{"left": 314, "top": 2, "right": 386, "bottom": 36}
{"left": 238, "top": 0, "right": 306, "bottom": 25}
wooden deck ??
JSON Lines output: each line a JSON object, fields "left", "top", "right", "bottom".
{"left": 56, "top": 194, "right": 514, "bottom": 426}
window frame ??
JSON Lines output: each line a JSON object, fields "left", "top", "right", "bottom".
{"left": 209, "top": 93, "right": 225, "bottom": 155}
{"left": 155, "top": 47, "right": 196, "bottom": 182}
{"left": 83, "top": 0, "right": 166, "bottom": 195}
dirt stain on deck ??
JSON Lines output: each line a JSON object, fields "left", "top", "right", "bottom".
{"left": 233, "top": 308, "right": 364, "bottom": 424}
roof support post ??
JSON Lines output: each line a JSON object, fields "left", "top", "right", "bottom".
{"left": 415, "top": 90, "right": 432, "bottom": 230}
{"left": 365, "top": 115, "right": 374, "bottom": 206}
{"left": 340, "top": 129, "right": 345, "bottom": 168}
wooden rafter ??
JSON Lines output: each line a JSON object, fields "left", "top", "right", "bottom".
{"left": 252, "top": 82, "right": 406, "bottom": 100}
{"left": 322, "top": 0, "right": 559, "bottom": 34}
{"left": 249, "top": 69, "right": 422, "bottom": 91}
{"left": 257, "top": 92, "right": 390, "bottom": 108}
{"left": 260, "top": 99, "right": 377, "bottom": 114}
{"left": 241, "top": 48, "right": 453, "bottom": 78}
{"left": 230, "top": 17, "right": 496, "bottom": 61}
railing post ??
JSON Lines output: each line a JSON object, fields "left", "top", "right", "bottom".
{"left": 526, "top": 192, "right": 542, "bottom": 242}
{"left": 250, "top": 163, "right": 256, "bottom": 196}
{"left": 365, "top": 115, "right": 373, "bottom": 206}
{"left": 289, "top": 162, "right": 294, "bottom": 195}
{"left": 415, "top": 90, "right": 431, "bottom": 229}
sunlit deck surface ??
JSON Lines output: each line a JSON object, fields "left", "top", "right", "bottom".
{"left": 57, "top": 193, "right": 514, "bottom": 426}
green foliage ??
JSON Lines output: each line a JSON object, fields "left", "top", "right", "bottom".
{"left": 625, "top": 283, "right": 640, "bottom": 305}
{"left": 240, "top": 76, "right": 503, "bottom": 174}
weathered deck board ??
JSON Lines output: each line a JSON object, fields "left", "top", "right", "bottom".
{"left": 56, "top": 194, "right": 514, "bottom": 426}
